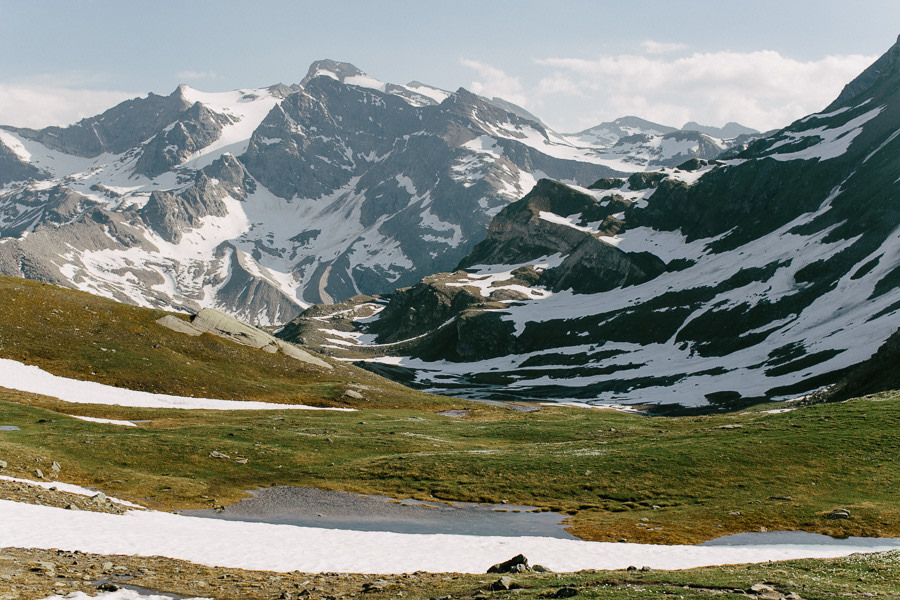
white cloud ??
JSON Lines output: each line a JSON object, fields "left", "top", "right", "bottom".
{"left": 177, "top": 70, "right": 218, "bottom": 81}
{"left": 0, "top": 84, "right": 136, "bottom": 128}
{"left": 532, "top": 50, "right": 877, "bottom": 132}
{"left": 460, "top": 58, "right": 529, "bottom": 108}
{"left": 640, "top": 40, "right": 689, "bottom": 55}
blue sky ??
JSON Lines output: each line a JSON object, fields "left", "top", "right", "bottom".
{"left": 2, "top": 0, "right": 898, "bottom": 131}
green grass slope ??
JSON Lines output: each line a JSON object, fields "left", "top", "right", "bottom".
{"left": 0, "top": 275, "right": 455, "bottom": 410}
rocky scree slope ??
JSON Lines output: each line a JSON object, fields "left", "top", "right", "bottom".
{"left": 278, "top": 38, "right": 900, "bottom": 408}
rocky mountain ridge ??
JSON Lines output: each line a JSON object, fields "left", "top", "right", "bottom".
{"left": 0, "top": 60, "right": 755, "bottom": 326}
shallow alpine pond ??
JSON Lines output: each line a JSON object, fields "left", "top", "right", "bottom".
{"left": 181, "top": 485, "right": 577, "bottom": 538}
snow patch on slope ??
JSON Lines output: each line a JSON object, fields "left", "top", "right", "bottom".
{"left": 0, "top": 357, "right": 350, "bottom": 411}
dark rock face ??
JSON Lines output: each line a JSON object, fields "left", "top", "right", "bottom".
{"left": 140, "top": 172, "right": 231, "bottom": 244}
{"left": 6, "top": 89, "right": 191, "bottom": 157}
{"left": 542, "top": 243, "right": 665, "bottom": 294}
{"left": 364, "top": 277, "right": 485, "bottom": 344}
{"left": 461, "top": 179, "right": 618, "bottom": 268}
{"left": 242, "top": 77, "right": 424, "bottom": 201}
{"left": 826, "top": 34, "right": 900, "bottom": 111}
{"left": 0, "top": 142, "right": 48, "bottom": 186}
{"left": 459, "top": 179, "right": 661, "bottom": 293}
{"left": 134, "top": 103, "right": 234, "bottom": 178}
{"left": 818, "top": 327, "right": 900, "bottom": 401}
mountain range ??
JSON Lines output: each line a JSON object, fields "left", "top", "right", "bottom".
{"left": 0, "top": 61, "right": 753, "bottom": 326}
{"left": 277, "top": 37, "right": 900, "bottom": 409}
{"left": 4, "top": 37, "right": 898, "bottom": 410}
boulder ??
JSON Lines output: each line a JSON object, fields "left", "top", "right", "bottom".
{"left": 488, "top": 554, "right": 532, "bottom": 574}
{"left": 155, "top": 315, "right": 203, "bottom": 337}
{"left": 158, "top": 308, "right": 332, "bottom": 370}
{"left": 342, "top": 389, "right": 365, "bottom": 400}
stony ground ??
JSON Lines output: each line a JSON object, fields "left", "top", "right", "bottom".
{"left": 5, "top": 546, "right": 900, "bottom": 600}
{"left": 0, "top": 547, "right": 481, "bottom": 600}
{"left": 0, "top": 478, "right": 129, "bottom": 515}
{"left": 0, "top": 546, "right": 802, "bottom": 600}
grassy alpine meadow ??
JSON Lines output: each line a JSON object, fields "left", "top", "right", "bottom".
{"left": 1, "top": 385, "right": 899, "bottom": 545}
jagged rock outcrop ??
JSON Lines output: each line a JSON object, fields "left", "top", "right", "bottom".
{"left": 459, "top": 179, "right": 662, "bottom": 293}
{"left": 140, "top": 172, "right": 231, "bottom": 244}
{"left": 134, "top": 102, "right": 235, "bottom": 178}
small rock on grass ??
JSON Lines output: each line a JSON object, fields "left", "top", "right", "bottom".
{"left": 489, "top": 576, "right": 519, "bottom": 591}
{"left": 362, "top": 580, "right": 389, "bottom": 593}
{"left": 209, "top": 450, "right": 231, "bottom": 459}
{"left": 826, "top": 508, "right": 851, "bottom": 520}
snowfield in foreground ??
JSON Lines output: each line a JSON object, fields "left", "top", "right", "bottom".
{"left": 0, "top": 358, "right": 353, "bottom": 411}
{"left": 2, "top": 499, "right": 899, "bottom": 575}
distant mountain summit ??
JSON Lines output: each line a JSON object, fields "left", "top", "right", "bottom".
{"left": 680, "top": 121, "right": 759, "bottom": 139}
{"left": 563, "top": 116, "right": 761, "bottom": 170}
{"left": 567, "top": 116, "right": 678, "bottom": 147}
